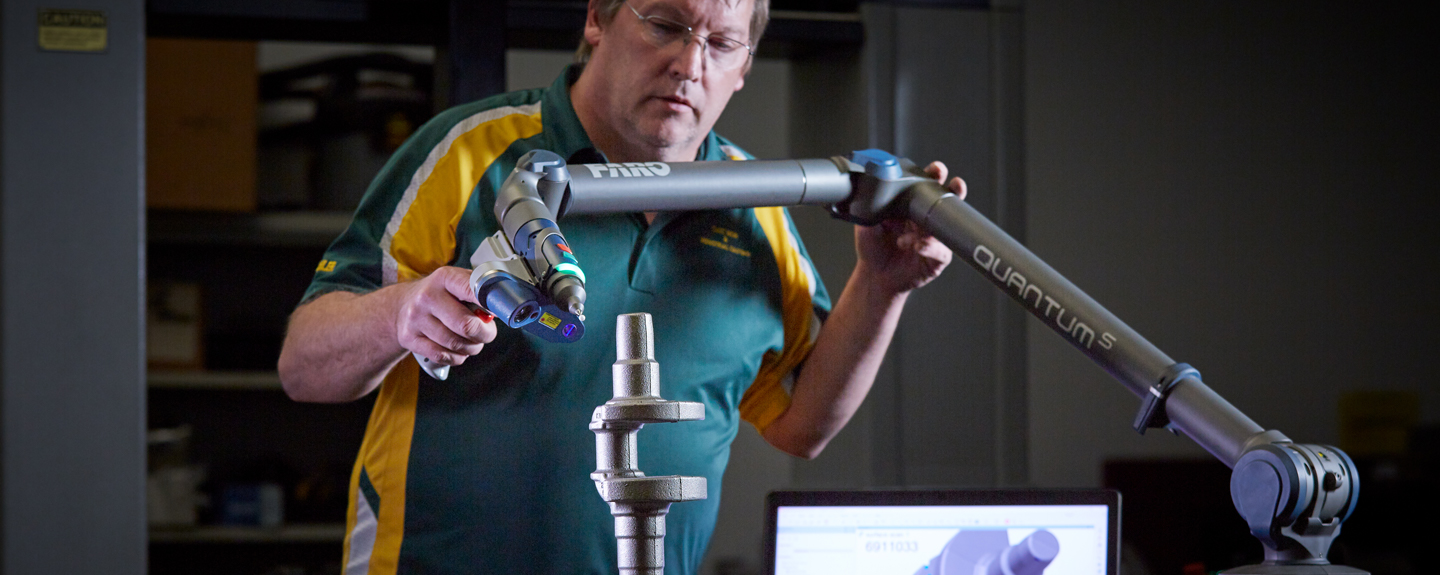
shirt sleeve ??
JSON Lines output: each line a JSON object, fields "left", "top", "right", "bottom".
{"left": 300, "top": 101, "right": 544, "bottom": 305}
{"left": 299, "top": 116, "right": 454, "bottom": 305}
{"left": 739, "top": 206, "right": 832, "bottom": 432}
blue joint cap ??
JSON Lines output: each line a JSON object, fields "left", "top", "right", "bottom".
{"left": 849, "top": 149, "right": 903, "bottom": 180}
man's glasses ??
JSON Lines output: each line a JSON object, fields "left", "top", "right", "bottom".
{"left": 626, "top": 2, "right": 753, "bottom": 71}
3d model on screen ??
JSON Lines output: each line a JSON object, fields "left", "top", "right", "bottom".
{"left": 916, "top": 529, "right": 1060, "bottom": 575}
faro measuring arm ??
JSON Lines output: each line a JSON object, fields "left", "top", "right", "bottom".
{"left": 430, "top": 148, "right": 1365, "bottom": 575}
{"left": 414, "top": 150, "right": 588, "bottom": 380}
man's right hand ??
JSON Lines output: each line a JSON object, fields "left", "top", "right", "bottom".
{"left": 278, "top": 266, "right": 498, "bottom": 403}
{"left": 394, "top": 266, "right": 497, "bottom": 369}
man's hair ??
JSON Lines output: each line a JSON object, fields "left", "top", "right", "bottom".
{"left": 574, "top": 0, "right": 770, "bottom": 64}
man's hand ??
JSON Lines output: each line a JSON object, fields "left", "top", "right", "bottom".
{"left": 762, "top": 161, "right": 966, "bottom": 458}
{"left": 393, "top": 266, "right": 497, "bottom": 369}
{"left": 853, "top": 161, "right": 963, "bottom": 295}
{"left": 279, "top": 266, "right": 498, "bottom": 403}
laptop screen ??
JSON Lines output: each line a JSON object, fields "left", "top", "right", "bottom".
{"left": 765, "top": 490, "right": 1120, "bottom": 575}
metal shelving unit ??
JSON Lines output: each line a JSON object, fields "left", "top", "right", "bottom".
{"left": 148, "top": 370, "right": 286, "bottom": 390}
{"left": 149, "top": 523, "right": 347, "bottom": 544}
{"left": 148, "top": 210, "right": 352, "bottom": 248}
{"left": 146, "top": 0, "right": 864, "bottom": 55}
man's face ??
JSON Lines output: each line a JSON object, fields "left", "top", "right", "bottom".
{"left": 582, "top": 0, "right": 753, "bottom": 158}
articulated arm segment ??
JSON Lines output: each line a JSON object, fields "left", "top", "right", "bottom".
{"left": 1231, "top": 443, "right": 1361, "bottom": 566}
{"left": 562, "top": 157, "right": 853, "bottom": 214}
{"left": 894, "top": 167, "right": 1361, "bottom": 571}
{"left": 473, "top": 148, "right": 1363, "bottom": 572}
{"left": 415, "top": 151, "right": 589, "bottom": 380}
{"left": 494, "top": 151, "right": 588, "bottom": 323}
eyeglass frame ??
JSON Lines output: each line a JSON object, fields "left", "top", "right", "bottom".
{"left": 624, "top": 2, "right": 755, "bottom": 70}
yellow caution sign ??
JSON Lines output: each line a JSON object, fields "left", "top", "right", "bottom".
{"left": 39, "top": 9, "right": 107, "bottom": 53}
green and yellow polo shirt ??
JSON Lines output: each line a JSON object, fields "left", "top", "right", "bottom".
{"left": 304, "top": 65, "right": 830, "bottom": 575}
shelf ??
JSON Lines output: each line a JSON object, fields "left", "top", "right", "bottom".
{"left": 147, "top": 0, "right": 865, "bottom": 55}
{"left": 150, "top": 523, "right": 346, "bottom": 544}
{"left": 149, "top": 370, "right": 284, "bottom": 390}
{"left": 148, "top": 210, "right": 351, "bottom": 247}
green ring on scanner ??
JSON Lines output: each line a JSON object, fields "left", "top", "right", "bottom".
{"left": 553, "top": 262, "right": 586, "bottom": 284}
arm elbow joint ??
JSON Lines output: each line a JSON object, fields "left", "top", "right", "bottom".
{"left": 774, "top": 438, "right": 826, "bottom": 460}
{"left": 279, "top": 378, "right": 316, "bottom": 403}
{"left": 277, "top": 364, "right": 328, "bottom": 403}
{"left": 790, "top": 451, "right": 818, "bottom": 461}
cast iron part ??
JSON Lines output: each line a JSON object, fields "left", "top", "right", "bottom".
{"left": 591, "top": 313, "right": 707, "bottom": 575}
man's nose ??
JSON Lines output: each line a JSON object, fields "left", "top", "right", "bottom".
{"left": 668, "top": 36, "right": 705, "bottom": 81}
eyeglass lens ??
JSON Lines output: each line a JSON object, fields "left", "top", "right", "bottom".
{"left": 629, "top": 4, "right": 750, "bottom": 70}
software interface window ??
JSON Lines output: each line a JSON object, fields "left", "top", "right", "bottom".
{"left": 773, "top": 504, "right": 1110, "bottom": 575}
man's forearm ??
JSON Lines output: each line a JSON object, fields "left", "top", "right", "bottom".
{"left": 279, "top": 266, "right": 494, "bottom": 402}
{"left": 277, "top": 288, "right": 410, "bottom": 403}
{"left": 762, "top": 262, "right": 908, "bottom": 459}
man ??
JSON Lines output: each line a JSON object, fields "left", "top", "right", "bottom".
{"left": 278, "top": 0, "right": 965, "bottom": 571}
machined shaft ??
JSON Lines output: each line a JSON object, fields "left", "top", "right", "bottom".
{"left": 591, "top": 313, "right": 706, "bottom": 575}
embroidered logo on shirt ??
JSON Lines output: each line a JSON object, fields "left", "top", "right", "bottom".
{"left": 700, "top": 226, "right": 750, "bottom": 257}
{"left": 315, "top": 259, "right": 338, "bottom": 273}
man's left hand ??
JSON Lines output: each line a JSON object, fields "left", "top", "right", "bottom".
{"left": 854, "top": 161, "right": 963, "bottom": 296}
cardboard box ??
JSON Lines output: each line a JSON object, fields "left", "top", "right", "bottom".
{"left": 146, "top": 280, "right": 204, "bottom": 370}
{"left": 147, "top": 38, "right": 257, "bottom": 211}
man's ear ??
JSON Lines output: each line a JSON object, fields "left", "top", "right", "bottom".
{"left": 583, "top": 0, "right": 606, "bottom": 47}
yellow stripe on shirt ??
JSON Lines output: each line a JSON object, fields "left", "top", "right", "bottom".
{"left": 384, "top": 104, "right": 544, "bottom": 283}
{"left": 741, "top": 206, "right": 822, "bottom": 432}
{"left": 344, "top": 358, "right": 420, "bottom": 575}
{"left": 348, "top": 105, "right": 543, "bottom": 574}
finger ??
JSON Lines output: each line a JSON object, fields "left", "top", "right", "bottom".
{"left": 917, "top": 236, "right": 953, "bottom": 264}
{"left": 924, "top": 161, "right": 949, "bottom": 183}
{"left": 948, "top": 176, "right": 968, "bottom": 200}
{"left": 468, "top": 306, "right": 498, "bottom": 344}
{"left": 410, "top": 336, "right": 468, "bottom": 367}
{"left": 431, "top": 299, "right": 497, "bottom": 347}
{"left": 891, "top": 222, "right": 916, "bottom": 251}
{"left": 404, "top": 281, "right": 486, "bottom": 349}
{"left": 397, "top": 311, "right": 473, "bottom": 366}
{"left": 896, "top": 223, "right": 949, "bottom": 257}
{"left": 900, "top": 220, "right": 937, "bottom": 242}
{"left": 419, "top": 267, "right": 496, "bottom": 343}
{"left": 434, "top": 266, "right": 479, "bottom": 305}
{"left": 416, "top": 311, "right": 487, "bottom": 357}
{"left": 894, "top": 232, "right": 913, "bottom": 252}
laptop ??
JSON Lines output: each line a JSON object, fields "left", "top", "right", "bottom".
{"left": 764, "top": 489, "right": 1120, "bottom": 575}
